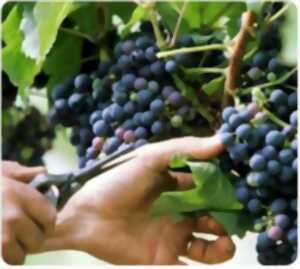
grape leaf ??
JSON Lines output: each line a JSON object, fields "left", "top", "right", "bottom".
{"left": 247, "top": 0, "right": 265, "bottom": 14}
{"left": 70, "top": 4, "right": 105, "bottom": 40}
{"left": 120, "top": 4, "right": 149, "bottom": 37}
{"left": 209, "top": 211, "right": 254, "bottom": 238}
{"left": 202, "top": 76, "right": 225, "bottom": 95}
{"left": 106, "top": 1, "right": 136, "bottom": 28}
{"left": 279, "top": 5, "right": 297, "bottom": 66}
{"left": 2, "top": 5, "right": 41, "bottom": 99}
{"left": 43, "top": 32, "right": 82, "bottom": 91}
{"left": 151, "top": 159, "right": 243, "bottom": 217}
{"left": 32, "top": 2, "right": 78, "bottom": 61}
{"left": 155, "top": 1, "right": 189, "bottom": 37}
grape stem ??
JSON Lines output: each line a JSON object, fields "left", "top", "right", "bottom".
{"left": 267, "top": 4, "right": 290, "bottom": 25}
{"left": 222, "top": 11, "right": 256, "bottom": 107}
{"left": 184, "top": 67, "right": 225, "bottom": 75}
{"left": 262, "top": 107, "right": 290, "bottom": 129}
{"left": 239, "top": 67, "right": 297, "bottom": 95}
{"left": 150, "top": 10, "right": 167, "bottom": 49}
{"left": 81, "top": 54, "right": 100, "bottom": 63}
{"left": 59, "top": 27, "right": 96, "bottom": 43}
{"left": 170, "top": 0, "right": 188, "bottom": 47}
{"left": 156, "top": 44, "right": 227, "bottom": 58}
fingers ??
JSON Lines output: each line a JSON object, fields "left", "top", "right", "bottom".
{"left": 14, "top": 212, "right": 45, "bottom": 252}
{"left": 168, "top": 172, "right": 194, "bottom": 190}
{"left": 18, "top": 185, "right": 57, "bottom": 234}
{"left": 187, "top": 236, "right": 235, "bottom": 264}
{"left": 137, "top": 135, "right": 224, "bottom": 170}
{"left": 2, "top": 235, "right": 25, "bottom": 265}
{"left": 2, "top": 161, "right": 46, "bottom": 183}
{"left": 196, "top": 216, "right": 226, "bottom": 236}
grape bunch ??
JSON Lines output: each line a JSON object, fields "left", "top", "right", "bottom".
{"left": 2, "top": 107, "right": 55, "bottom": 166}
{"left": 219, "top": 88, "right": 297, "bottom": 265}
{"left": 48, "top": 33, "right": 211, "bottom": 168}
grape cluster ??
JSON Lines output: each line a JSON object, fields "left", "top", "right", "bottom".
{"left": 48, "top": 33, "right": 205, "bottom": 168}
{"left": 219, "top": 89, "right": 297, "bottom": 265}
{"left": 2, "top": 107, "right": 55, "bottom": 166}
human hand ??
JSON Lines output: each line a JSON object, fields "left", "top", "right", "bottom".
{"left": 1, "top": 162, "right": 57, "bottom": 265}
{"left": 42, "top": 136, "right": 235, "bottom": 265}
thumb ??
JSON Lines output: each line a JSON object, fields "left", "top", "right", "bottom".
{"left": 2, "top": 161, "right": 46, "bottom": 183}
{"left": 137, "top": 135, "right": 225, "bottom": 170}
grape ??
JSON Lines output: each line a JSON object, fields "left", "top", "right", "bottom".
{"left": 228, "top": 114, "right": 243, "bottom": 129}
{"left": 79, "top": 128, "right": 93, "bottom": 146}
{"left": 287, "top": 228, "right": 297, "bottom": 245}
{"left": 133, "top": 112, "right": 143, "bottom": 126}
{"left": 257, "top": 232, "right": 275, "bottom": 249}
{"left": 290, "top": 111, "right": 297, "bottom": 127}
{"left": 222, "top": 106, "right": 237, "bottom": 122}
{"left": 290, "top": 199, "right": 297, "bottom": 211}
{"left": 165, "top": 60, "right": 178, "bottom": 73}
{"left": 279, "top": 149, "right": 294, "bottom": 165}
{"left": 110, "top": 104, "right": 124, "bottom": 121}
{"left": 279, "top": 166, "right": 295, "bottom": 183}
{"left": 112, "top": 91, "right": 128, "bottom": 105}
{"left": 248, "top": 67, "right": 263, "bottom": 80}
{"left": 123, "top": 130, "right": 135, "bottom": 143}
{"left": 103, "top": 137, "right": 122, "bottom": 155}
{"left": 267, "top": 160, "right": 281, "bottom": 175}
{"left": 136, "top": 36, "right": 154, "bottom": 50}
{"left": 228, "top": 143, "right": 248, "bottom": 162}
{"left": 247, "top": 172, "right": 259, "bottom": 187}
{"left": 248, "top": 199, "right": 263, "bottom": 215}
{"left": 93, "top": 120, "right": 110, "bottom": 136}
{"left": 150, "top": 99, "right": 164, "bottom": 114}
{"left": 257, "top": 123, "right": 275, "bottom": 138}
{"left": 162, "top": 86, "right": 175, "bottom": 98}
{"left": 54, "top": 99, "right": 69, "bottom": 115}
{"left": 137, "top": 90, "right": 152, "bottom": 107}
{"left": 134, "top": 77, "right": 148, "bottom": 90}
{"left": 134, "top": 139, "right": 148, "bottom": 149}
{"left": 124, "top": 101, "right": 136, "bottom": 115}
{"left": 150, "top": 61, "right": 165, "bottom": 76}
{"left": 68, "top": 93, "right": 85, "bottom": 111}
{"left": 270, "top": 89, "right": 288, "bottom": 106}
{"left": 121, "top": 40, "right": 135, "bottom": 55}
{"left": 51, "top": 83, "right": 70, "bottom": 100}
{"left": 249, "top": 154, "right": 266, "bottom": 171}
{"left": 220, "top": 132, "right": 234, "bottom": 146}
{"left": 102, "top": 107, "right": 113, "bottom": 123}
{"left": 134, "top": 127, "right": 148, "bottom": 139}
{"left": 171, "top": 115, "right": 183, "bottom": 128}
{"left": 268, "top": 58, "right": 282, "bottom": 74}
{"left": 236, "top": 124, "right": 252, "bottom": 140}
{"left": 235, "top": 187, "right": 252, "bottom": 203}
{"left": 122, "top": 119, "right": 136, "bottom": 131}
{"left": 141, "top": 111, "right": 155, "bottom": 127}
{"left": 218, "top": 123, "right": 232, "bottom": 133}
{"left": 292, "top": 158, "right": 297, "bottom": 172}
{"left": 288, "top": 92, "right": 297, "bottom": 109}
{"left": 274, "top": 214, "right": 290, "bottom": 229}
{"left": 255, "top": 171, "right": 269, "bottom": 186}
{"left": 262, "top": 145, "right": 277, "bottom": 160}
{"left": 121, "top": 73, "right": 136, "bottom": 89}
{"left": 145, "top": 46, "right": 158, "bottom": 62}
{"left": 151, "top": 121, "right": 164, "bottom": 135}
{"left": 271, "top": 199, "right": 288, "bottom": 214}
{"left": 253, "top": 52, "right": 270, "bottom": 68}
{"left": 267, "top": 226, "right": 283, "bottom": 241}
{"left": 179, "top": 35, "right": 194, "bottom": 47}
{"left": 265, "top": 130, "right": 285, "bottom": 147}
{"left": 138, "top": 65, "right": 152, "bottom": 78}
{"left": 92, "top": 137, "right": 103, "bottom": 151}
{"left": 74, "top": 74, "right": 91, "bottom": 92}
{"left": 148, "top": 80, "right": 160, "bottom": 94}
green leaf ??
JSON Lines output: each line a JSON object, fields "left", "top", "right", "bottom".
{"left": 172, "top": 74, "right": 214, "bottom": 122}
{"left": 202, "top": 76, "right": 225, "bottom": 95}
{"left": 170, "top": 155, "right": 189, "bottom": 169}
{"left": 43, "top": 32, "right": 82, "bottom": 91}
{"left": 210, "top": 211, "right": 254, "bottom": 238}
{"left": 106, "top": 1, "right": 136, "bottom": 28}
{"left": 120, "top": 5, "right": 150, "bottom": 37}
{"left": 33, "top": 2, "right": 78, "bottom": 61}
{"left": 2, "top": 5, "right": 41, "bottom": 99}
{"left": 247, "top": 1, "right": 265, "bottom": 14}
{"left": 151, "top": 159, "right": 243, "bottom": 217}
{"left": 70, "top": 4, "right": 105, "bottom": 39}
{"left": 279, "top": 5, "right": 297, "bottom": 66}
{"left": 155, "top": 2, "right": 189, "bottom": 38}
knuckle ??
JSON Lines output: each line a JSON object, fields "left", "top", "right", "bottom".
{"left": 4, "top": 209, "right": 22, "bottom": 226}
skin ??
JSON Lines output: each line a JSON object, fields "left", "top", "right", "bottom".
{"left": 2, "top": 162, "right": 57, "bottom": 265}
{"left": 40, "top": 136, "right": 236, "bottom": 265}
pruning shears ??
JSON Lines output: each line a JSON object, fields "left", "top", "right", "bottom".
{"left": 30, "top": 144, "right": 136, "bottom": 210}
